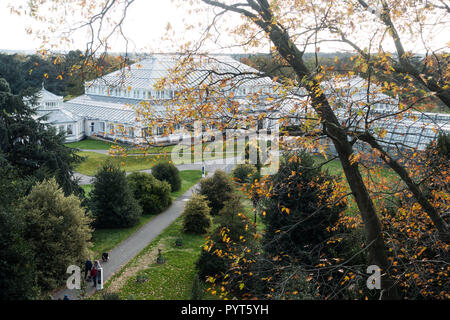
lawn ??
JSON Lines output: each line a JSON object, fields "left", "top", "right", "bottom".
{"left": 88, "top": 170, "right": 202, "bottom": 259}
{"left": 75, "top": 151, "right": 169, "bottom": 176}
{"left": 81, "top": 184, "right": 93, "bottom": 195}
{"left": 312, "top": 154, "right": 398, "bottom": 181}
{"left": 66, "top": 138, "right": 176, "bottom": 155}
{"left": 65, "top": 138, "right": 115, "bottom": 150}
{"left": 126, "top": 145, "right": 175, "bottom": 155}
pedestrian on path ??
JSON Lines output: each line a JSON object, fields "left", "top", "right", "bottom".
{"left": 91, "top": 261, "right": 99, "bottom": 288}
{"left": 84, "top": 259, "right": 93, "bottom": 281}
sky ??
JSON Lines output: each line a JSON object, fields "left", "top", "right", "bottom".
{"left": 0, "top": 0, "right": 448, "bottom": 55}
{"left": 0, "top": 0, "right": 196, "bottom": 53}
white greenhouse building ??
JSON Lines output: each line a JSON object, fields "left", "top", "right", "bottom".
{"left": 34, "top": 54, "right": 450, "bottom": 151}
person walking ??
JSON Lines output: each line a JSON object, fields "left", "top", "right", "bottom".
{"left": 84, "top": 259, "right": 93, "bottom": 281}
{"left": 91, "top": 262, "right": 98, "bottom": 288}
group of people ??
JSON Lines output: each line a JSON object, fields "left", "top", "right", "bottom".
{"left": 84, "top": 260, "right": 101, "bottom": 287}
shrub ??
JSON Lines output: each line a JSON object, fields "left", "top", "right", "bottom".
{"left": 135, "top": 274, "right": 149, "bottom": 284}
{"left": 182, "top": 193, "right": 212, "bottom": 234}
{"left": 232, "top": 164, "right": 257, "bottom": 183}
{"left": 89, "top": 161, "right": 142, "bottom": 228}
{"left": 19, "top": 178, "right": 92, "bottom": 292}
{"left": 175, "top": 237, "right": 183, "bottom": 247}
{"left": 196, "top": 196, "right": 257, "bottom": 281}
{"left": 127, "top": 172, "right": 172, "bottom": 215}
{"left": 198, "top": 170, "right": 234, "bottom": 215}
{"left": 152, "top": 161, "right": 181, "bottom": 192}
{"left": 215, "top": 195, "right": 255, "bottom": 238}
{"left": 102, "top": 291, "right": 121, "bottom": 300}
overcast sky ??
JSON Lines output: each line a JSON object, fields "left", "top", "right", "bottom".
{"left": 0, "top": 0, "right": 194, "bottom": 53}
{"left": 1, "top": 0, "right": 448, "bottom": 54}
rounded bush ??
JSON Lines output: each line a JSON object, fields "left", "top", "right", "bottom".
{"left": 127, "top": 172, "right": 172, "bottom": 215}
{"left": 198, "top": 170, "right": 234, "bottom": 216}
{"left": 232, "top": 163, "right": 257, "bottom": 183}
{"left": 152, "top": 161, "right": 181, "bottom": 192}
{"left": 182, "top": 193, "right": 212, "bottom": 234}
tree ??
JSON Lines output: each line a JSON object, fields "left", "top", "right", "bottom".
{"left": 0, "top": 51, "right": 130, "bottom": 98}
{"left": 127, "top": 172, "right": 172, "bottom": 215}
{"left": 198, "top": 170, "right": 235, "bottom": 216}
{"left": 151, "top": 161, "right": 182, "bottom": 192}
{"left": 19, "top": 178, "right": 92, "bottom": 292}
{"left": 0, "top": 77, "right": 84, "bottom": 196}
{"left": 0, "top": 208, "right": 39, "bottom": 300}
{"left": 261, "top": 151, "right": 345, "bottom": 262}
{"left": 232, "top": 163, "right": 257, "bottom": 184}
{"left": 0, "top": 155, "right": 39, "bottom": 300}
{"left": 90, "top": 161, "right": 142, "bottom": 228}
{"left": 348, "top": 0, "right": 450, "bottom": 109}
{"left": 373, "top": 134, "right": 450, "bottom": 299}
{"left": 185, "top": 0, "right": 449, "bottom": 299}
{"left": 182, "top": 193, "right": 212, "bottom": 234}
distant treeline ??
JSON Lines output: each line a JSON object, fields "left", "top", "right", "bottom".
{"left": 234, "top": 51, "right": 356, "bottom": 77}
{"left": 0, "top": 51, "right": 129, "bottom": 98}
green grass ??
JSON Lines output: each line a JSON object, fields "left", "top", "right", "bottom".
{"left": 75, "top": 151, "right": 169, "bottom": 176}
{"left": 171, "top": 170, "right": 202, "bottom": 200}
{"left": 65, "top": 138, "right": 115, "bottom": 150}
{"left": 88, "top": 170, "right": 202, "bottom": 259}
{"left": 66, "top": 138, "right": 176, "bottom": 154}
{"left": 81, "top": 184, "right": 93, "bottom": 195}
{"left": 311, "top": 154, "right": 398, "bottom": 180}
{"left": 126, "top": 145, "right": 175, "bottom": 155}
